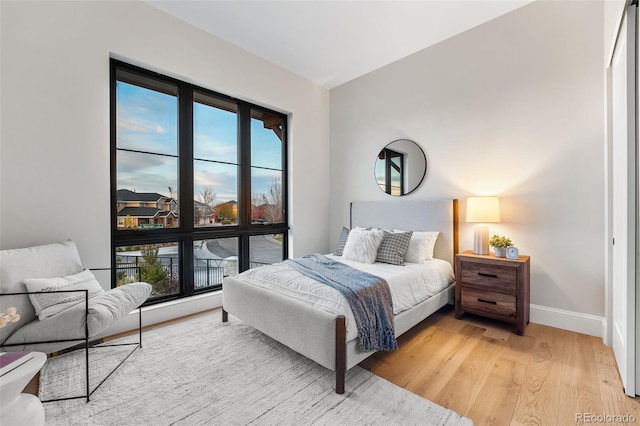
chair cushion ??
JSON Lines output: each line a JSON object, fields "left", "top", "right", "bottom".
{"left": 24, "top": 270, "right": 105, "bottom": 320}
{"left": 3, "top": 282, "right": 152, "bottom": 353}
{"left": 0, "top": 241, "right": 83, "bottom": 344}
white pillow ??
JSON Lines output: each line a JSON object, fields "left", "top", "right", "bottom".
{"left": 395, "top": 230, "right": 440, "bottom": 263}
{"left": 342, "top": 228, "right": 385, "bottom": 264}
{"left": 24, "top": 269, "right": 105, "bottom": 320}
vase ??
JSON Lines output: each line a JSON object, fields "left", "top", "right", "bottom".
{"left": 494, "top": 247, "right": 507, "bottom": 258}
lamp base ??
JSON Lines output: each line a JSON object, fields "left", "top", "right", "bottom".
{"left": 473, "top": 224, "right": 490, "bottom": 255}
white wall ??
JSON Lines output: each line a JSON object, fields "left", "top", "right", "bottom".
{"left": 330, "top": 1, "right": 605, "bottom": 333}
{"left": 0, "top": 2, "right": 330, "bottom": 288}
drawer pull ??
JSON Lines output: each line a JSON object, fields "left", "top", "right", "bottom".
{"left": 477, "top": 298, "right": 497, "bottom": 305}
{"left": 478, "top": 272, "right": 498, "bottom": 278}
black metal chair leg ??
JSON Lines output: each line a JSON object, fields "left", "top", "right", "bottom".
{"left": 39, "top": 306, "right": 145, "bottom": 403}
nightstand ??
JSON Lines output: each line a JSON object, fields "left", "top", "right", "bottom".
{"left": 455, "top": 250, "right": 530, "bottom": 335}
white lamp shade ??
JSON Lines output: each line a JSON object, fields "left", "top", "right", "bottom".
{"left": 466, "top": 197, "right": 500, "bottom": 223}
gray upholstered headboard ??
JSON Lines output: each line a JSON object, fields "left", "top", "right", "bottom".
{"left": 350, "top": 199, "right": 459, "bottom": 266}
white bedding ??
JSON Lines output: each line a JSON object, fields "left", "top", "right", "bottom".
{"left": 236, "top": 255, "right": 454, "bottom": 341}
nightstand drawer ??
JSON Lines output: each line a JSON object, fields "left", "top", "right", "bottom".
{"left": 460, "top": 262, "right": 517, "bottom": 293}
{"left": 461, "top": 288, "right": 516, "bottom": 318}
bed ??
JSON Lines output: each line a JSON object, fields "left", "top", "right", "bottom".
{"left": 222, "top": 199, "right": 459, "bottom": 394}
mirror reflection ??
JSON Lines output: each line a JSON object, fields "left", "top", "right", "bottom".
{"left": 375, "top": 139, "right": 427, "bottom": 196}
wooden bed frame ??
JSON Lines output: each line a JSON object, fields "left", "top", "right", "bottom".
{"left": 222, "top": 199, "right": 459, "bottom": 394}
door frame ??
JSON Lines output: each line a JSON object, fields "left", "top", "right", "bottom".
{"left": 607, "top": 1, "right": 638, "bottom": 397}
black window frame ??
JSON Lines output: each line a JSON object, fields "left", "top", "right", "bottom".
{"left": 382, "top": 148, "right": 404, "bottom": 195}
{"left": 110, "top": 59, "right": 289, "bottom": 305}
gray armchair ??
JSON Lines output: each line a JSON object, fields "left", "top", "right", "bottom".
{"left": 0, "top": 240, "right": 151, "bottom": 402}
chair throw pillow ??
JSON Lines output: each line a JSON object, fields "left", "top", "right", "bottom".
{"left": 24, "top": 269, "right": 105, "bottom": 320}
{"left": 376, "top": 230, "right": 413, "bottom": 265}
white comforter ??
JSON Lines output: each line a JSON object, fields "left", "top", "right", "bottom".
{"left": 237, "top": 255, "right": 455, "bottom": 341}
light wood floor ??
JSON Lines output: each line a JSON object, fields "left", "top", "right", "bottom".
{"left": 29, "top": 306, "right": 640, "bottom": 425}
{"left": 360, "top": 305, "right": 640, "bottom": 426}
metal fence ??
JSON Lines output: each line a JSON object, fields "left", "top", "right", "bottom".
{"left": 194, "top": 258, "right": 224, "bottom": 289}
{"left": 116, "top": 256, "right": 270, "bottom": 290}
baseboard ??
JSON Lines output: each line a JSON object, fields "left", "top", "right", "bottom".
{"left": 97, "top": 291, "right": 223, "bottom": 338}
{"left": 100, "top": 295, "right": 605, "bottom": 341}
{"left": 530, "top": 304, "right": 604, "bottom": 338}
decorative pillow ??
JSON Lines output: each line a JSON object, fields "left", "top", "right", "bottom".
{"left": 376, "top": 230, "right": 413, "bottom": 265}
{"left": 334, "top": 227, "right": 350, "bottom": 256}
{"left": 342, "top": 228, "right": 385, "bottom": 264}
{"left": 23, "top": 269, "right": 105, "bottom": 320}
{"left": 395, "top": 230, "right": 440, "bottom": 263}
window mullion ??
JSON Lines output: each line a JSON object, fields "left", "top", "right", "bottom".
{"left": 180, "top": 85, "right": 194, "bottom": 295}
{"left": 238, "top": 102, "right": 252, "bottom": 229}
{"left": 238, "top": 102, "right": 252, "bottom": 272}
{"left": 282, "top": 115, "right": 289, "bottom": 260}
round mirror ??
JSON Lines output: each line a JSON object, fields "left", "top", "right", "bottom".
{"left": 375, "top": 139, "right": 427, "bottom": 196}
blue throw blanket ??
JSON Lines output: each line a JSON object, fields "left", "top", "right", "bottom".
{"left": 285, "top": 253, "right": 397, "bottom": 353}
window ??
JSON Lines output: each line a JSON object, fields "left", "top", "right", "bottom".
{"left": 376, "top": 148, "right": 404, "bottom": 196}
{"left": 193, "top": 92, "right": 238, "bottom": 228}
{"left": 111, "top": 60, "right": 288, "bottom": 304}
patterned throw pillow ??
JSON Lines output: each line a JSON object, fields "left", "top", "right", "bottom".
{"left": 334, "top": 227, "right": 350, "bottom": 256}
{"left": 376, "top": 230, "right": 413, "bottom": 265}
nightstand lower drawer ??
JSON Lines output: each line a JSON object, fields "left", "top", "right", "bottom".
{"left": 461, "top": 288, "right": 516, "bottom": 318}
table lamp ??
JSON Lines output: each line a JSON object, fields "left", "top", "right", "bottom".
{"left": 466, "top": 196, "right": 500, "bottom": 255}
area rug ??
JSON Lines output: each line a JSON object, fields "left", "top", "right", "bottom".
{"left": 40, "top": 310, "right": 472, "bottom": 426}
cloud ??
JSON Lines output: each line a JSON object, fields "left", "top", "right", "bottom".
{"left": 118, "top": 111, "right": 168, "bottom": 135}
{"left": 117, "top": 151, "right": 178, "bottom": 195}
{"left": 116, "top": 84, "right": 177, "bottom": 154}
{"left": 194, "top": 163, "right": 239, "bottom": 202}
{"left": 251, "top": 169, "right": 281, "bottom": 196}
{"left": 193, "top": 133, "right": 237, "bottom": 163}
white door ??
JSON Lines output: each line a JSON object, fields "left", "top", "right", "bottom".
{"left": 611, "top": 4, "right": 637, "bottom": 396}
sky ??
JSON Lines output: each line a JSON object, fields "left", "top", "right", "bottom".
{"left": 116, "top": 81, "right": 282, "bottom": 204}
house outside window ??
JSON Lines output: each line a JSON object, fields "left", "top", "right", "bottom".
{"left": 111, "top": 60, "right": 288, "bottom": 304}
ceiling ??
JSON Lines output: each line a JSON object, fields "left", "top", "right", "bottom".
{"left": 146, "top": 0, "right": 533, "bottom": 89}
